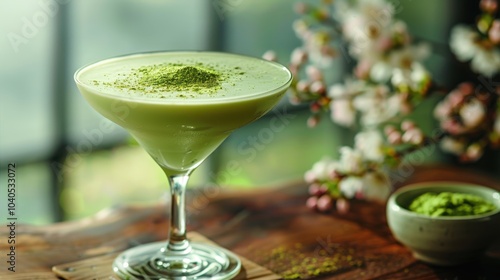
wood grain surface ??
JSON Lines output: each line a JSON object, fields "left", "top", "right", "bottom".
{"left": 0, "top": 165, "right": 499, "bottom": 279}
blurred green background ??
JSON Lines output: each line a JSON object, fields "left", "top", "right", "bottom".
{"left": 0, "top": 0, "right": 495, "bottom": 224}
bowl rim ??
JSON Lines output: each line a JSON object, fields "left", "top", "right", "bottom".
{"left": 388, "top": 181, "right": 500, "bottom": 220}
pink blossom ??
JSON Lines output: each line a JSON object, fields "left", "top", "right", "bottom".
{"left": 336, "top": 198, "right": 350, "bottom": 214}
{"left": 481, "top": 0, "right": 498, "bottom": 13}
{"left": 398, "top": 98, "right": 412, "bottom": 115}
{"left": 309, "top": 183, "right": 328, "bottom": 196}
{"left": 434, "top": 100, "right": 452, "bottom": 120}
{"left": 310, "top": 80, "right": 326, "bottom": 94}
{"left": 317, "top": 195, "right": 333, "bottom": 211}
{"left": 291, "top": 48, "right": 308, "bottom": 65}
{"left": 307, "top": 115, "right": 320, "bottom": 128}
{"left": 457, "top": 82, "right": 475, "bottom": 96}
{"left": 401, "top": 120, "right": 416, "bottom": 131}
{"left": 384, "top": 125, "right": 397, "bottom": 135}
{"left": 375, "top": 36, "right": 393, "bottom": 52}
{"left": 448, "top": 89, "right": 466, "bottom": 107}
{"left": 441, "top": 119, "right": 467, "bottom": 135}
{"left": 294, "top": 2, "right": 309, "bottom": 14}
{"left": 354, "top": 59, "right": 372, "bottom": 79}
{"left": 489, "top": 20, "right": 500, "bottom": 44}
{"left": 306, "top": 65, "right": 323, "bottom": 81}
{"left": 320, "top": 45, "right": 337, "bottom": 58}
{"left": 402, "top": 127, "right": 424, "bottom": 145}
{"left": 387, "top": 130, "right": 402, "bottom": 144}
{"left": 306, "top": 196, "right": 318, "bottom": 210}
{"left": 288, "top": 64, "right": 299, "bottom": 77}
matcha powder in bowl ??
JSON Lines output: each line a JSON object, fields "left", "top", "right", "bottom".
{"left": 409, "top": 192, "right": 497, "bottom": 217}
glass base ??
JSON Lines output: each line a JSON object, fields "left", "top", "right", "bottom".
{"left": 113, "top": 241, "right": 241, "bottom": 280}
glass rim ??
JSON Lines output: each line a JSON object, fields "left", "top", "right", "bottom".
{"left": 74, "top": 50, "right": 293, "bottom": 105}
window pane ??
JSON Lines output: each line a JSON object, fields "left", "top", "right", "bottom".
{"left": 60, "top": 145, "right": 210, "bottom": 220}
{"left": 222, "top": 0, "right": 301, "bottom": 58}
{"left": 213, "top": 109, "right": 346, "bottom": 187}
{"left": 66, "top": 0, "right": 214, "bottom": 146}
{"left": 0, "top": 163, "right": 55, "bottom": 225}
{"left": 0, "top": 1, "right": 57, "bottom": 163}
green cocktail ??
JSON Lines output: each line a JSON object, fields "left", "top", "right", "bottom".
{"left": 74, "top": 51, "right": 292, "bottom": 279}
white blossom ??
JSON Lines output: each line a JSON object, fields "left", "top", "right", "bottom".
{"left": 450, "top": 25, "right": 500, "bottom": 76}
{"left": 450, "top": 25, "right": 478, "bottom": 61}
{"left": 304, "top": 157, "right": 337, "bottom": 183}
{"left": 440, "top": 136, "right": 466, "bottom": 155}
{"left": 460, "top": 99, "right": 486, "bottom": 129}
{"left": 361, "top": 172, "right": 391, "bottom": 201}
{"left": 339, "top": 176, "right": 363, "bottom": 198}
{"left": 470, "top": 48, "right": 500, "bottom": 77}
{"left": 337, "top": 147, "right": 364, "bottom": 174}
{"left": 354, "top": 130, "right": 385, "bottom": 162}
{"left": 330, "top": 99, "right": 356, "bottom": 127}
{"left": 327, "top": 81, "right": 366, "bottom": 127}
{"left": 370, "top": 61, "right": 393, "bottom": 83}
{"left": 353, "top": 85, "right": 404, "bottom": 126}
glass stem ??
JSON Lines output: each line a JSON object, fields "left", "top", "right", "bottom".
{"left": 166, "top": 173, "right": 191, "bottom": 254}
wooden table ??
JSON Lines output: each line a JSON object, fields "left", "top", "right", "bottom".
{"left": 1, "top": 165, "right": 500, "bottom": 279}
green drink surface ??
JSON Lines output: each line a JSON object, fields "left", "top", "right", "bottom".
{"left": 75, "top": 52, "right": 292, "bottom": 175}
{"left": 77, "top": 52, "right": 291, "bottom": 102}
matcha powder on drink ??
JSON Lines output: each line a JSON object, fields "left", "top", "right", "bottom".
{"left": 109, "top": 63, "right": 226, "bottom": 96}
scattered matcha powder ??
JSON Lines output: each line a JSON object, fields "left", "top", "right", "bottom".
{"left": 252, "top": 243, "right": 363, "bottom": 279}
{"left": 94, "top": 63, "right": 228, "bottom": 97}
{"left": 409, "top": 192, "right": 497, "bottom": 217}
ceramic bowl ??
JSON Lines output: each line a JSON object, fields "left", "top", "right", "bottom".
{"left": 386, "top": 181, "right": 500, "bottom": 266}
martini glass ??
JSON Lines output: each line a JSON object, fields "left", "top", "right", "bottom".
{"left": 74, "top": 51, "right": 292, "bottom": 279}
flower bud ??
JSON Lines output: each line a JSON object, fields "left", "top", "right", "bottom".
{"left": 310, "top": 102, "right": 322, "bottom": 113}
{"left": 463, "top": 143, "right": 484, "bottom": 162}
{"left": 307, "top": 115, "right": 320, "bottom": 127}
{"left": 296, "top": 80, "right": 310, "bottom": 93}
{"left": 336, "top": 198, "right": 350, "bottom": 214}
{"left": 489, "top": 20, "right": 500, "bottom": 44}
{"left": 387, "top": 130, "right": 402, "bottom": 145}
{"left": 480, "top": 0, "right": 498, "bottom": 13}
{"left": 304, "top": 170, "right": 317, "bottom": 183}
{"left": 262, "top": 50, "right": 277, "bottom": 62}
{"left": 294, "top": 2, "right": 309, "bottom": 14}
{"left": 291, "top": 48, "right": 308, "bottom": 66}
{"left": 401, "top": 120, "right": 416, "bottom": 131}
{"left": 317, "top": 194, "right": 333, "bottom": 212}
{"left": 384, "top": 125, "right": 397, "bottom": 136}
{"left": 306, "top": 65, "right": 323, "bottom": 81}
{"left": 310, "top": 80, "right": 326, "bottom": 94}
{"left": 402, "top": 128, "right": 424, "bottom": 145}
{"left": 308, "top": 183, "right": 327, "bottom": 196}
{"left": 306, "top": 196, "right": 318, "bottom": 210}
